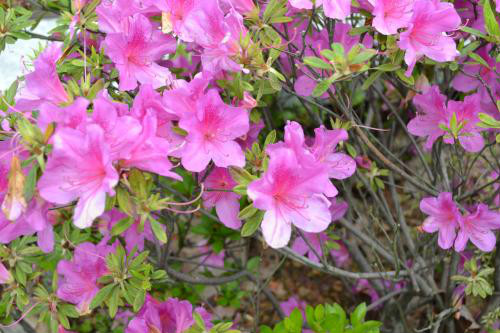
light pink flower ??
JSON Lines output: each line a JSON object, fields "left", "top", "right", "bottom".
{"left": 178, "top": 89, "right": 249, "bottom": 172}
{"left": 57, "top": 242, "right": 115, "bottom": 313}
{"left": 288, "top": 0, "right": 351, "bottom": 20}
{"left": 38, "top": 125, "right": 119, "bottom": 228}
{"left": 408, "top": 86, "right": 484, "bottom": 152}
{"left": 126, "top": 296, "right": 208, "bottom": 333}
{"left": 248, "top": 148, "right": 332, "bottom": 248}
{"left": 420, "top": 192, "right": 460, "bottom": 249}
{"left": 203, "top": 167, "right": 241, "bottom": 229}
{"left": 15, "top": 44, "right": 70, "bottom": 111}
{"left": 103, "top": 14, "right": 177, "bottom": 91}
{"left": 370, "top": 0, "right": 415, "bottom": 35}
{"left": 455, "top": 204, "right": 500, "bottom": 252}
{"left": 398, "top": 0, "right": 461, "bottom": 75}
{"left": 292, "top": 231, "right": 350, "bottom": 266}
{"left": 322, "top": 0, "right": 351, "bottom": 20}
{"left": 220, "top": 0, "right": 256, "bottom": 14}
{"left": 37, "top": 97, "right": 89, "bottom": 132}
{"left": 0, "top": 261, "right": 12, "bottom": 284}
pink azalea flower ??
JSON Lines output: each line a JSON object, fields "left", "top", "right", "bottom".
{"left": 0, "top": 141, "right": 54, "bottom": 252}
{"left": 398, "top": 0, "right": 461, "bottom": 75}
{"left": 162, "top": 75, "right": 209, "bottom": 119}
{"left": 103, "top": 14, "right": 177, "bottom": 91}
{"left": 248, "top": 147, "right": 332, "bottom": 248}
{"left": 267, "top": 121, "right": 356, "bottom": 197}
{"left": 178, "top": 89, "right": 249, "bottom": 172}
{"left": 15, "top": 44, "right": 70, "bottom": 111}
{"left": 96, "top": 0, "right": 154, "bottom": 34}
{"left": 0, "top": 261, "right": 12, "bottom": 284}
{"left": 131, "top": 84, "right": 178, "bottom": 138}
{"left": 322, "top": 0, "right": 352, "bottom": 20}
{"left": 444, "top": 94, "right": 484, "bottom": 152}
{"left": 288, "top": 0, "right": 351, "bottom": 20}
{"left": 369, "top": 0, "right": 415, "bottom": 35}
{"left": 237, "top": 120, "right": 264, "bottom": 151}
{"left": 91, "top": 91, "right": 142, "bottom": 160}
{"left": 220, "top": 0, "right": 256, "bottom": 14}
{"left": 121, "top": 112, "right": 181, "bottom": 180}
{"left": 198, "top": 244, "right": 226, "bottom": 268}
{"left": 454, "top": 204, "right": 500, "bottom": 252}
{"left": 57, "top": 242, "right": 115, "bottom": 314}
{"left": 280, "top": 296, "right": 307, "bottom": 316}
{"left": 419, "top": 192, "right": 460, "bottom": 249}
{"left": 151, "top": 0, "right": 198, "bottom": 41}
{"left": 126, "top": 296, "right": 208, "bottom": 333}
{"left": 38, "top": 97, "right": 89, "bottom": 132}
{"left": 38, "top": 125, "right": 119, "bottom": 228}
{"left": 200, "top": 9, "right": 246, "bottom": 75}
{"left": 408, "top": 86, "right": 484, "bottom": 152}
{"left": 202, "top": 167, "right": 241, "bottom": 229}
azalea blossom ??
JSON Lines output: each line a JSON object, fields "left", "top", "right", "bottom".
{"left": 178, "top": 89, "right": 249, "bottom": 172}
{"left": 38, "top": 125, "right": 119, "bottom": 228}
{"left": 57, "top": 242, "right": 115, "bottom": 314}
{"left": 455, "top": 204, "right": 500, "bottom": 252}
{"left": 15, "top": 43, "right": 70, "bottom": 111}
{"left": 288, "top": 0, "right": 351, "bottom": 20}
{"left": 126, "top": 296, "right": 209, "bottom": 333}
{"left": 419, "top": 192, "right": 460, "bottom": 249}
{"left": 398, "top": 0, "right": 461, "bottom": 75}
{"left": 370, "top": 0, "right": 415, "bottom": 35}
{"left": 203, "top": 167, "right": 242, "bottom": 229}
{"left": 103, "top": 13, "right": 177, "bottom": 91}
{"left": 248, "top": 147, "right": 332, "bottom": 248}
{"left": 0, "top": 261, "right": 12, "bottom": 284}
{"left": 408, "top": 86, "right": 484, "bottom": 152}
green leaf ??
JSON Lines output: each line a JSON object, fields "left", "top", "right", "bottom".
{"left": 90, "top": 283, "right": 116, "bottom": 309}
{"left": 108, "top": 286, "right": 120, "bottom": 318}
{"left": 362, "top": 71, "right": 382, "bottom": 90}
{"left": 241, "top": 211, "right": 264, "bottom": 237}
{"left": 350, "top": 303, "right": 367, "bottom": 327}
{"left": 110, "top": 216, "right": 134, "bottom": 236}
{"left": 469, "top": 53, "right": 491, "bottom": 69}
{"left": 484, "top": 0, "right": 500, "bottom": 38}
{"left": 150, "top": 218, "right": 167, "bottom": 244}
{"left": 264, "top": 130, "right": 277, "bottom": 147}
{"left": 312, "top": 78, "right": 333, "bottom": 97}
{"left": 303, "top": 56, "right": 332, "bottom": 70}
{"left": 314, "top": 304, "right": 325, "bottom": 321}
{"left": 238, "top": 204, "right": 258, "bottom": 219}
{"left": 460, "top": 26, "right": 489, "bottom": 39}
{"left": 116, "top": 187, "right": 133, "bottom": 216}
{"left": 229, "top": 167, "right": 256, "bottom": 185}
{"left": 133, "top": 289, "right": 146, "bottom": 312}
{"left": 375, "top": 63, "right": 400, "bottom": 72}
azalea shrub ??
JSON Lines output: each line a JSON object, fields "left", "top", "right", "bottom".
{"left": 0, "top": 0, "right": 499, "bottom": 332}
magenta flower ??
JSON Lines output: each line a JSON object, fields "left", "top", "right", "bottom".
{"left": 38, "top": 97, "right": 89, "bottom": 132}
{"left": 398, "top": 0, "right": 461, "bottom": 75}
{"left": 248, "top": 148, "right": 332, "bottom": 248}
{"left": 220, "top": 0, "right": 256, "bottom": 14}
{"left": 96, "top": 0, "right": 153, "bottom": 34}
{"left": 280, "top": 296, "right": 307, "bottom": 317}
{"left": 57, "top": 242, "right": 115, "bottom": 314}
{"left": 178, "top": 89, "right": 249, "bottom": 172}
{"left": 420, "top": 192, "right": 460, "bottom": 249}
{"left": 322, "top": 0, "right": 351, "bottom": 20}
{"left": 0, "top": 261, "right": 12, "bottom": 284}
{"left": 288, "top": 0, "right": 351, "bottom": 20}
{"left": 150, "top": 0, "right": 198, "bottom": 41}
{"left": 15, "top": 43, "right": 70, "bottom": 111}
{"left": 292, "top": 231, "right": 350, "bottom": 267}
{"left": 267, "top": 121, "right": 356, "bottom": 197}
{"left": 408, "top": 86, "right": 484, "bottom": 152}
{"left": 370, "top": 0, "right": 415, "bottom": 35}
{"left": 202, "top": 167, "right": 241, "bottom": 230}
{"left": 38, "top": 125, "right": 119, "bottom": 228}
{"left": 454, "top": 204, "right": 500, "bottom": 252}
{"left": 126, "top": 296, "right": 207, "bottom": 333}
{"left": 103, "top": 14, "right": 177, "bottom": 91}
